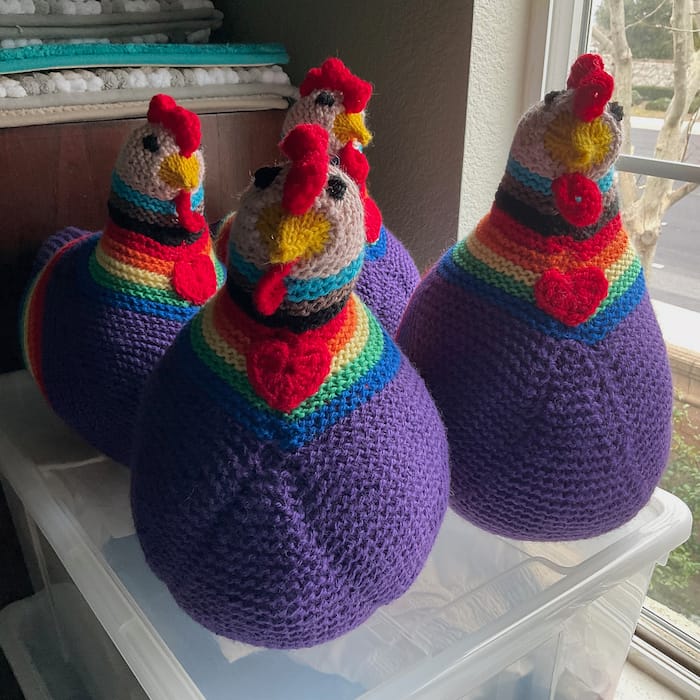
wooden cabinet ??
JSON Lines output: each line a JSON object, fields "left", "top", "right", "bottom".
{"left": 0, "top": 109, "right": 286, "bottom": 372}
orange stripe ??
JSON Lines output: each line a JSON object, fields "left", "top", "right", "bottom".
{"left": 99, "top": 235, "right": 174, "bottom": 275}
{"left": 213, "top": 290, "right": 355, "bottom": 357}
{"left": 476, "top": 215, "right": 629, "bottom": 273}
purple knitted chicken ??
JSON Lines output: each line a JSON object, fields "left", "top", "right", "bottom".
{"left": 216, "top": 57, "right": 420, "bottom": 336}
{"left": 397, "top": 55, "right": 673, "bottom": 540}
{"left": 131, "top": 124, "right": 449, "bottom": 649}
{"left": 21, "top": 95, "right": 224, "bottom": 466}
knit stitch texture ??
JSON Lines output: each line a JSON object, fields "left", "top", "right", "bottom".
{"left": 131, "top": 125, "right": 449, "bottom": 648}
{"left": 397, "top": 54, "right": 673, "bottom": 540}
{"left": 21, "top": 94, "right": 224, "bottom": 465}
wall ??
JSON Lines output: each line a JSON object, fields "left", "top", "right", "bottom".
{"left": 458, "top": 0, "right": 540, "bottom": 238}
{"left": 215, "top": 0, "right": 473, "bottom": 270}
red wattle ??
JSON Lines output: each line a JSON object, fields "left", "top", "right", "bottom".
{"left": 253, "top": 262, "right": 294, "bottom": 316}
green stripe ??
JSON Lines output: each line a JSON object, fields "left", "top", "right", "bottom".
{"left": 452, "top": 242, "right": 533, "bottom": 301}
{"left": 88, "top": 252, "right": 200, "bottom": 307}
{"left": 452, "top": 240, "right": 642, "bottom": 319}
{"left": 191, "top": 303, "right": 385, "bottom": 420}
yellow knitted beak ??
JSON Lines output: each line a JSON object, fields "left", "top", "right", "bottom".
{"left": 544, "top": 112, "right": 613, "bottom": 172}
{"left": 333, "top": 111, "right": 372, "bottom": 147}
{"left": 257, "top": 205, "right": 331, "bottom": 264}
{"left": 159, "top": 153, "right": 201, "bottom": 191}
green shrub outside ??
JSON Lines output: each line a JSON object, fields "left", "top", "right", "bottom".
{"left": 648, "top": 402, "right": 700, "bottom": 618}
{"left": 646, "top": 97, "right": 671, "bottom": 112}
{"left": 634, "top": 85, "right": 673, "bottom": 101}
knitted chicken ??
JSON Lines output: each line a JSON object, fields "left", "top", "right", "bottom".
{"left": 397, "top": 55, "right": 673, "bottom": 540}
{"left": 216, "top": 57, "right": 420, "bottom": 336}
{"left": 131, "top": 124, "right": 449, "bottom": 649}
{"left": 22, "top": 94, "right": 224, "bottom": 466}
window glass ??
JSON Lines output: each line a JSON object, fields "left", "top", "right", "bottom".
{"left": 588, "top": 0, "right": 700, "bottom": 650}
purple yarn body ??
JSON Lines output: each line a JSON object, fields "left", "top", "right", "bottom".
{"left": 35, "top": 231, "right": 188, "bottom": 466}
{"left": 397, "top": 265, "right": 673, "bottom": 541}
{"left": 355, "top": 226, "right": 420, "bottom": 337}
{"left": 131, "top": 340, "right": 449, "bottom": 648}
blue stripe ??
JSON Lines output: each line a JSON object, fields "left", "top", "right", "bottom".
{"left": 364, "top": 224, "right": 388, "bottom": 262}
{"left": 111, "top": 173, "right": 204, "bottom": 215}
{"left": 438, "top": 246, "right": 646, "bottom": 345}
{"left": 228, "top": 247, "right": 365, "bottom": 301}
{"left": 183, "top": 323, "right": 401, "bottom": 450}
{"left": 507, "top": 158, "right": 615, "bottom": 196}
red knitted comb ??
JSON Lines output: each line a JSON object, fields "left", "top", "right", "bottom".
{"left": 147, "top": 94, "right": 201, "bottom": 157}
{"left": 280, "top": 124, "right": 330, "bottom": 216}
{"left": 299, "top": 58, "right": 373, "bottom": 114}
{"left": 567, "top": 54, "right": 614, "bottom": 122}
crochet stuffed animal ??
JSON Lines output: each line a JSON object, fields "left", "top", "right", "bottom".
{"left": 216, "top": 57, "right": 420, "bottom": 336}
{"left": 22, "top": 94, "right": 224, "bottom": 466}
{"left": 397, "top": 54, "right": 673, "bottom": 540}
{"left": 131, "top": 124, "right": 449, "bottom": 648}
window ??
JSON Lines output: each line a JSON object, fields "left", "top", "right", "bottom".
{"left": 545, "top": 0, "right": 700, "bottom": 692}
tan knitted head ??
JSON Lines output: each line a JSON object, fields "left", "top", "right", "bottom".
{"left": 510, "top": 54, "right": 622, "bottom": 183}
{"left": 228, "top": 124, "right": 365, "bottom": 320}
{"left": 282, "top": 58, "right": 373, "bottom": 154}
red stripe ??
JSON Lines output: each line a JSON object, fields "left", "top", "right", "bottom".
{"left": 490, "top": 206, "right": 622, "bottom": 261}
{"left": 25, "top": 234, "right": 89, "bottom": 395}
{"left": 103, "top": 220, "right": 210, "bottom": 261}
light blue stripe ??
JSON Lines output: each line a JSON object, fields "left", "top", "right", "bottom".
{"left": 507, "top": 157, "right": 615, "bottom": 195}
{"left": 228, "top": 245, "right": 364, "bottom": 300}
{"left": 111, "top": 173, "right": 203, "bottom": 214}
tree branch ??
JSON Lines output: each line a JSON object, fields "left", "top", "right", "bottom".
{"left": 592, "top": 25, "right": 614, "bottom": 54}
{"left": 667, "top": 180, "right": 699, "bottom": 206}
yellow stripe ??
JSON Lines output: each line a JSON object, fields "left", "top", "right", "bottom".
{"left": 467, "top": 235, "right": 637, "bottom": 289}
{"left": 331, "top": 298, "right": 370, "bottom": 373}
{"left": 200, "top": 300, "right": 247, "bottom": 371}
{"left": 94, "top": 243, "right": 171, "bottom": 290}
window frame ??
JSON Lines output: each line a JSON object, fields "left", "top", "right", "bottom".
{"left": 541, "top": 0, "right": 700, "bottom": 696}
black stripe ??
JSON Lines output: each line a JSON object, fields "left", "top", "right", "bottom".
{"left": 225, "top": 278, "right": 347, "bottom": 333}
{"left": 107, "top": 201, "right": 203, "bottom": 246}
{"left": 494, "top": 186, "right": 619, "bottom": 241}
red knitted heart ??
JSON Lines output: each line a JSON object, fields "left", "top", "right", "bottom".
{"left": 534, "top": 267, "right": 609, "bottom": 326}
{"left": 247, "top": 335, "right": 331, "bottom": 412}
{"left": 172, "top": 255, "right": 217, "bottom": 305}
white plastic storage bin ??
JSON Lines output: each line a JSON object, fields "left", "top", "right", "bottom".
{"left": 0, "top": 370, "right": 692, "bottom": 700}
{"left": 0, "top": 583, "right": 147, "bottom": 700}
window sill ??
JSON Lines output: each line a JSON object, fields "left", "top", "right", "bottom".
{"left": 616, "top": 659, "right": 685, "bottom": 700}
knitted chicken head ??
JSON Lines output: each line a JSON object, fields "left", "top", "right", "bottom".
{"left": 110, "top": 93, "right": 208, "bottom": 244}
{"left": 131, "top": 123, "right": 450, "bottom": 648}
{"left": 398, "top": 54, "right": 672, "bottom": 540}
{"left": 283, "top": 57, "right": 373, "bottom": 153}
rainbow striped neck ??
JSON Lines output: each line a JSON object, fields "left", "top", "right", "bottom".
{"left": 440, "top": 182, "right": 645, "bottom": 345}
{"left": 184, "top": 285, "right": 399, "bottom": 447}
{"left": 91, "top": 220, "right": 223, "bottom": 311}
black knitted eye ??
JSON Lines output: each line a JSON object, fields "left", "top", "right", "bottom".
{"left": 254, "top": 166, "right": 282, "bottom": 189}
{"left": 142, "top": 134, "right": 160, "bottom": 153}
{"left": 315, "top": 91, "right": 335, "bottom": 108}
{"left": 327, "top": 176, "right": 347, "bottom": 200}
{"left": 544, "top": 90, "right": 564, "bottom": 106}
{"left": 609, "top": 101, "right": 624, "bottom": 121}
